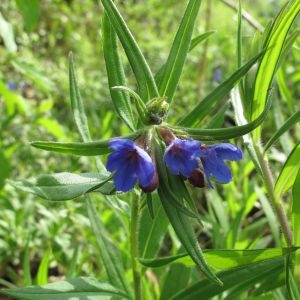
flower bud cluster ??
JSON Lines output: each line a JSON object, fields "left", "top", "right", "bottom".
{"left": 106, "top": 128, "right": 243, "bottom": 193}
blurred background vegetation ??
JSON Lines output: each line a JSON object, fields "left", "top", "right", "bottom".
{"left": 0, "top": 0, "right": 298, "bottom": 290}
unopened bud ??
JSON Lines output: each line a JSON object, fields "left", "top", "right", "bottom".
{"left": 188, "top": 169, "right": 205, "bottom": 188}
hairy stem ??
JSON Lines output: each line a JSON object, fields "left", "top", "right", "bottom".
{"left": 254, "top": 143, "right": 292, "bottom": 246}
{"left": 130, "top": 194, "right": 142, "bottom": 300}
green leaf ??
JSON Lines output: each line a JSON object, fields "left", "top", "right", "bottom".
{"left": 251, "top": 0, "right": 300, "bottom": 141}
{"left": 179, "top": 51, "right": 264, "bottom": 127}
{"left": 292, "top": 170, "right": 300, "bottom": 283}
{"left": 139, "top": 247, "right": 298, "bottom": 269}
{"left": 157, "top": 0, "right": 202, "bottom": 102}
{"left": 36, "top": 248, "right": 51, "bottom": 285}
{"left": 139, "top": 194, "right": 169, "bottom": 259}
{"left": 170, "top": 257, "right": 284, "bottom": 300}
{"left": 160, "top": 264, "right": 191, "bottom": 300}
{"left": 86, "top": 198, "right": 130, "bottom": 295}
{"left": 189, "top": 31, "right": 215, "bottom": 51}
{"left": 100, "top": 0, "right": 158, "bottom": 101}
{"left": 2, "top": 277, "right": 129, "bottom": 300}
{"left": 264, "top": 110, "right": 300, "bottom": 152}
{"left": 31, "top": 140, "right": 111, "bottom": 156}
{"left": 10, "top": 172, "right": 114, "bottom": 201}
{"left": 172, "top": 96, "right": 271, "bottom": 141}
{"left": 102, "top": 14, "right": 135, "bottom": 131}
{"left": 274, "top": 141, "right": 300, "bottom": 196}
{"left": 15, "top": 0, "right": 40, "bottom": 33}
{"left": 69, "top": 53, "right": 92, "bottom": 142}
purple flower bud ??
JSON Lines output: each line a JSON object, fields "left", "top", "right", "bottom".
{"left": 106, "top": 139, "right": 155, "bottom": 192}
{"left": 188, "top": 169, "right": 206, "bottom": 188}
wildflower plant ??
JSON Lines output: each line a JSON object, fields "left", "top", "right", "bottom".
{"left": 3, "top": 0, "right": 300, "bottom": 299}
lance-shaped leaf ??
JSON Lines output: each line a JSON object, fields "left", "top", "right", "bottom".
{"left": 139, "top": 247, "right": 299, "bottom": 269}
{"left": 100, "top": 0, "right": 158, "bottom": 101}
{"left": 9, "top": 172, "right": 114, "bottom": 200}
{"left": 102, "top": 13, "right": 135, "bottom": 131}
{"left": 69, "top": 53, "right": 92, "bottom": 141}
{"left": 275, "top": 141, "right": 300, "bottom": 196}
{"left": 171, "top": 96, "right": 271, "bottom": 141}
{"left": 157, "top": 0, "right": 202, "bottom": 103}
{"left": 86, "top": 198, "right": 131, "bottom": 295}
{"left": 155, "top": 30, "right": 215, "bottom": 85}
{"left": 30, "top": 131, "right": 141, "bottom": 156}
{"left": 2, "top": 277, "right": 129, "bottom": 300}
{"left": 264, "top": 110, "right": 300, "bottom": 152}
{"left": 179, "top": 50, "right": 264, "bottom": 127}
{"left": 170, "top": 257, "right": 284, "bottom": 300}
{"left": 251, "top": 1, "right": 300, "bottom": 141}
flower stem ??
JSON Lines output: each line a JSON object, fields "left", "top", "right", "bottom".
{"left": 254, "top": 143, "right": 292, "bottom": 246}
{"left": 130, "top": 193, "right": 142, "bottom": 300}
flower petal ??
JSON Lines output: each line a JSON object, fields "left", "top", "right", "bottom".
{"left": 113, "top": 160, "right": 138, "bottom": 192}
{"left": 210, "top": 143, "right": 243, "bottom": 161}
{"left": 109, "top": 139, "right": 135, "bottom": 151}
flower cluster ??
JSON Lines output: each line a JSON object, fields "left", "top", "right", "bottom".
{"left": 106, "top": 133, "right": 243, "bottom": 192}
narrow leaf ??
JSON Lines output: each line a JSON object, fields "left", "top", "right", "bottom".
{"left": 86, "top": 198, "right": 130, "bottom": 295}
{"left": 251, "top": 1, "right": 300, "bottom": 141}
{"left": 172, "top": 96, "right": 271, "bottom": 140}
{"left": 189, "top": 31, "right": 215, "bottom": 51}
{"left": 9, "top": 172, "right": 114, "bottom": 201}
{"left": 100, "top": 0, "right": 158, "bottom": 100}
{"left": 2, "top": 277, "right": 129, "bottom": 300}
{"left": 158, "top": 0, "right": 202, "bottom": 102}
{"left": 102, "top": 14, "right": 135, "bottom": 130}
{"left": 31, "top": 131, "right": 141, "bottom": 156}
{"left": 292, "top": 170, "right": 300, "bottom": 283}
{"left": 36, "top": 248, "right": 51, "bottom": 285}
{"left": 274, "top": 141, "right": 300, "bottom": 196}
{"left": 179, "top": 51, "right": 264, "bottom": 127}
{"left": 170, "top": 257, "right": 284, "bottom": 300}
{"left": 69, "top": 53, "right": 92, "bottom": 141}
{"left": 264, "top": 110, "right": 300, "bottom": 152}
{"left": 139, "top": 247, "right": 298, "bottom": 269}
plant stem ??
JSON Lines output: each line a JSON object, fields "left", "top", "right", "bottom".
{"left": 130, "top": 194, "right": 142, "bottom": 300}
{"left": 254, "top": 143, "right": 292, "bottom": 246}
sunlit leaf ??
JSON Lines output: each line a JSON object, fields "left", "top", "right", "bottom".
{"left": 264, "top": 110, "right": 300, "bottom": 152}
{"left": 139, "top": 247, "right": 298, "bottom": 269}
{"left": 274, "top": 141, "right": 300, "bottom": 196}
{"left": 10, "top": 172, "right": 114, "bottom": 201}
{"left": 2, "top": 277, "right": 129, "bottom": 300}
{"left": 170, "top": 257, "right": 284, "bottom": 300}
{"left": 251, "top": 1, "right": 300, "bottom": 141}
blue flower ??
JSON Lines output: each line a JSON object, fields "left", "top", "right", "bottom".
{"left": 106, "top": 139, "right": 155, "bottom": 192}
{"left": 200, "top": 143, "right": 243, "bottom": 186}
{"left": 163, "top": 139, "right": 204, "bottom": 178}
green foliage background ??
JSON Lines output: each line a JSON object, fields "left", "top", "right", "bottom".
{"left": 0, "top": 0, "right": 300, "bottom": 298}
